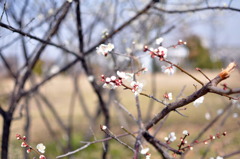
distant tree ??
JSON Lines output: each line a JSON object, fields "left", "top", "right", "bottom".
{"left": 186, "top": 35, "right": 223, "bottom": 69}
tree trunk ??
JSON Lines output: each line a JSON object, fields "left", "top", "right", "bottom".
{"left": 1, "top": 115, "right": 12, "bottom": 159}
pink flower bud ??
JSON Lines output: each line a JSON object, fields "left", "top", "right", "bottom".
{"left": 23, "top": 136, "right": 27, "bottom": 140}
{"left": 143, "top": 46, "right": 148, "bottom": 52}
{"left": 21, "top": 142, "right": 28, "bottom": 147}
{"left": 39, "top": 155, "right": 46, "bottom": 159}
{"left": 16, "top": 134, "right": 21, "bottom": 140}
{"left": 27, "top": 149, "right": 31, "bottom": 153}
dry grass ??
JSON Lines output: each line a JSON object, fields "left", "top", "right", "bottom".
{"left": 0, "top": 70, "right": 239, "bottom": 158}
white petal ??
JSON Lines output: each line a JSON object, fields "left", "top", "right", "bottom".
{"left": 140, "top": 148, "right": 149, "bottom": 155}
{"left": 156, "top": 37, "right": 164, "bottom": 45}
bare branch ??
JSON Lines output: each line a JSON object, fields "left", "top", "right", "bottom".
{"left": 223, "top": 150, "right": 240, "bottom": 158}
{"left": 85, "top": 1, "right": 155, "bottom": 55}
{"left": 57, "top": 131, "right": 137, "bottom": 158}
{"left": 143, "top": 131, "right": 181, "bottom": 157}
{"left": 153, "top": 6, "right": 240, "bottom": 14}
{"left": 0, "top": 22, "right": 82, "bottom": 59}
{"left": 0, "top": 51, "right": 17, "bottom": 79}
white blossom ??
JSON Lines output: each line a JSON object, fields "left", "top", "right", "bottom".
{"left": 88, "top": 75, "right": 94, "bottom": 82}
{"left": 101, "top": 125, "right": 107, "bottom": 130}
{"left": 48, "top": 8, "right": 54, "bottom": 15}
{"left": 233, "top": 113, "right": 238, "bottom": 118}
{"left": 168, "top": 132, "right": 176, "bottom": 142}
{"left": 146, "top": 153, "right": 151, "bottom": 159}
{"left": 231, "top": 99, "right": 238, "bottom": 104}
{"left": 158, "top": 46, "right": 168, "bottom": 59}
{"left": 162, "top": 66, "right": 175, "bottom": 75}
{"left": 216, "top": 156, "right": 224, "bottom": 159}
{"left": 117, "top": 71, "right": 133, "bottom": 81}
{"left": 164, "top": 137, "right": 169, "bottom": 141}
{"left": 110, "top": 76, "right": 116, "bottom": 81}
{"left": 217, "top": 109, "right": 223, "bottom": 115}
{"left": 193, "top": 96, "right": 204, "bottom": 107}
{"left": 49, "top": 65, "right": 60, "bottom": 75}
{"left": 182, "top": 130, "right": 189, "bottom": 136}
{"left": 205, "top": 112, "right": 211, "bottom": 120}
{"left": 96, "top": 43, "right": 114, "bottom": 56}
{"left": 168, "top": 93, "right": 173, "bottom": 100}
{"left": 36, "top": 143, "right": 46, "bottom": 153}
{"left": 102, "top": 82, "right": 116, "bottom": 89}
{"left": 140, "top": 147, "right": 149, "bottom": 155}
{"left": 37, "top": 14, "right": 44, "bottom": 20}
{"left": 131, "top": 81, "right": 143, "bottom": 96}
{"left": 126, "top": 47, "right": 132, "bottom": 54}
{"left": 156, "top": 37, "right": 164, "bottom": 45}
{"left": 102, "top": 29, "right": 109, "bottom": 38}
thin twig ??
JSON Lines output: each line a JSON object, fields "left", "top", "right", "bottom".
{"left": 56, "top": 131, "right": 137, "bottom": 158}
{"left": 164, "top": 60, "right": 204, "bottom": 86}
{"left": 196, "top": 68, "right": 211, "bottom": 82}
{"left": 114, "top": 100, "right": 137, "bottom": 122}
{"left": 101, "top": 126, "right": 135, "bottom": 152}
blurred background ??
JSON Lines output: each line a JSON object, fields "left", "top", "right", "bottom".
{"left": 0, "top": 0, "right": 239, "bottom": 158}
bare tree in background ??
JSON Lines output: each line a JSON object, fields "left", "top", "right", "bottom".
{"left": 0, "top": 0, "right": 240, "bottom": 159}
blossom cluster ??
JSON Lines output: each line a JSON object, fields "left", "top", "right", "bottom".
{"left": 166, "top": 130, "right": 227, "bottom": 155}
{"left": 96, "top": 43, "right": 114, "bottom": 56}
{"left": 144, "top": 45, "right": 168, "bottom": 61}
{"left": 16, "top": 134, "right": 46, "bottom": 159}
{"left": 164, "top": 132, "right": 177, "bottom": 143}
{"left": 161, "top": 65, "right": 175, "bottom": 75}
{"left": 140, "top": 147, "right": 151, "bottom": 159}
{"left": 101, "top": 71, "right": 143, "bottom": 96}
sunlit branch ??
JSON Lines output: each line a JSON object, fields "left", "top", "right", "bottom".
{"left": 164, "top": 60, "right": 204, "bottom": 86}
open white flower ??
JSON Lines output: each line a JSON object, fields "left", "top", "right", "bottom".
{"left": 156, "top": 37, "right": 164, "bottom": 45}
{"left": 163, "top": 92, "right": 173, "bottom": 102}
{"left": 193, "top": 96, "right": 204, "bottom": 107}
{"left": 140, "top": 147, "right": 149, "bottom": 155}
{"left": 216, "top": 156, "right": 224, "bottom": 159}
{"left": 101, "top": 125, "right": 107, "bottom": 130}
{"left": 158, "top": 46, "right": 168, "bottom": 59}
{"left": 167, "top": 92, "right": 173, "bottom": 100}
{"left": 88, "top": 75, "right": 94, "bottom": 82}
{"left": 117, "top": 71, "right": 133, "bottom": 81}
{"left": 146, "top": 153, "right": 151, "bottom": 159}
{"left": 102, "top": 82, "right": 117, "bottom": 89}
{"left": 182, "top": 130, "right": 189, "bottom": 136}
{"left": 36, "top": 143, "right": 46, "bottom": 153}
{"left": 168, "top": 132, "right": 176, "bottom": 142}
{"left": 162, "top": 65, "right": 175, "bottom": 75}
{"left": 205, "top": 112, "right": 211, "bottom": 120}
{"left": 96, "top": 43, "right": 114, "bottom": 56}
{"left": 131, "top": 81, "right": 143, "bottom": 96}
